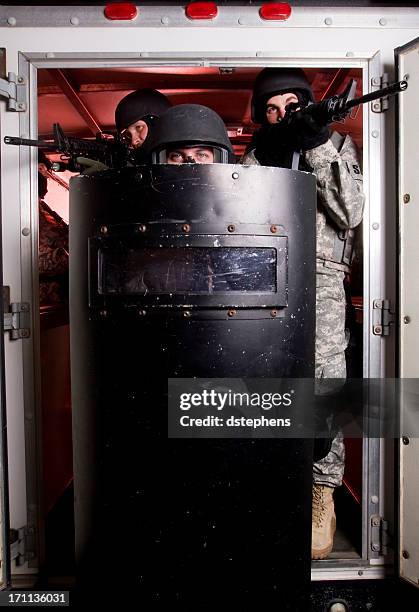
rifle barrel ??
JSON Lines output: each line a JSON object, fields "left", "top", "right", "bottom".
{"left": 345, "top": 80, "right": 408, "bottom": 111}
{"left": 4, "top": 136, "right": 53, "bottom": 148}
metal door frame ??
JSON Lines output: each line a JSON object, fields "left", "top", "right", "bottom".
{"left": 395, "top": 35, "right": 419, "bottom": 591}
{"left": 0, "top": 99, "right": 12, "bottom": 590}
{"left": 12, "top": 47, "right": 385, "bottom": 581}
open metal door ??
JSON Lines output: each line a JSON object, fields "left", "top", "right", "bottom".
{"left": 0, "top": 60, "right": 12, "bottom": 588}
{"left": 396, "top": 36, "right": 419, "bottom": 589}
{"left": 0, "top": 292, "right": 11, "bottom": 591}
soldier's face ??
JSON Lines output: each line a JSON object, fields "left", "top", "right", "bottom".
{"left": 121, "top": 119, "right": 149, "bottom": 148}
{"left": 166, "top": 146, "right": 215, "bottom": 164}
{"left": 266, "top": 92, "right": 299, "bottom": 124}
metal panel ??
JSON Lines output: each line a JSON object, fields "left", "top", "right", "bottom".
{"left": 362, "top": 51, "right": 387, "bottom": 568}
{"left": 397, "top": 38, "right": 419, "bottom": 374}
{"left": 365, "top": 51, "right": 386, "bottom": 380}
{"left": 12, "top": 53, "right": 42, "bottom": 571}
{"left": 396, "top": 36, "right": 419, "bottom": 589}
{"left": 0, "top": 61, "right": 12, "bottom": 589}
{"left": 0, "top": 6, "right": 419, "bottom": 29}
{"left": 0, "top": 46, "right": 33, "bottom": 578}
{"left": 311, "top": 565, "right": 386, "bottom": 581}
{"left": 27, "top": 56, "right": 44, "bottom": 570}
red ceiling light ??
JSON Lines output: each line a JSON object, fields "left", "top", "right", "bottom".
{"left": 186, "top": 2, "right": 218, "bottom": 20}
{"left": 259, "top": 3, "right": 292, "bottom": 21}
{"left": 104, "top": 3, "right": 138, "bottom": 21}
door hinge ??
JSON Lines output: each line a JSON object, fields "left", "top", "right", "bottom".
{"left": 371, "top": 73, "right": 389, "bottom": 113}
{"left": 372, "top": 298, "right": 395, "bottom": 337}
{"left": 0, "top": 72, "right": 27, "bottom": 111}
{"left": 10, "top": 525, "right": 37, "bottom": 565}
{"left": 371, "top": 515, "right": 389, "bottom": 556}
{"left": 3, "top": 286, "right": 30, "bottom": 339}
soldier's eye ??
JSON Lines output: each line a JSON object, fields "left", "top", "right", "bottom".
{"left": 168, "top": 151, "right": 183, "bottom": 162}
{"left": 266, "top": 105, "right": 279, "bottom": 114}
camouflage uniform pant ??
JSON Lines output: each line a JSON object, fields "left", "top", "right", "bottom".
{"left": 313, "top": 263, "right": 346, "bottom": 488}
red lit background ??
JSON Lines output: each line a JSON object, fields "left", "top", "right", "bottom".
{"left": 38, "top": 65, "right": 363, "bottom": 513}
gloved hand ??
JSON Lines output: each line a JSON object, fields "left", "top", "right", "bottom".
{"left": 280, "top": 107, "right": 330, "bottom": 151}
{"left": 76, "top": 156, "right": 109, "bottom": 175}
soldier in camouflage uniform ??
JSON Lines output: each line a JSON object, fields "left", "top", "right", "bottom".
{"left": 242, "top": 68, "right": 364, "bottom": 559}
{"left": 38, "top": 153, "right": 69, "bottom": 305}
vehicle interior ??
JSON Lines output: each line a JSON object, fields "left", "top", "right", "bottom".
{"left": 35, "top": 64, "right": 364, "bottom": 581}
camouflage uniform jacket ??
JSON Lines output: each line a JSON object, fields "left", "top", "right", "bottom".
{"left": 39, "top": 199, "right": 69, "bottom": 305}
{"left": 241, "top": 133, "right": 364, "bottom": 272}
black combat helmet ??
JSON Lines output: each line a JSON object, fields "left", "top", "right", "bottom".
{"left": 251, "top": 68, "right": 314, "bottom": 124}
{"left": 149, "top": 104, "right": 235, "bottom": 164}
{"left": 114, "top": 88, "right": 172, "bottom": 132}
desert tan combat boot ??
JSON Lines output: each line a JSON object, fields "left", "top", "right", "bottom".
{"left": 311, "top": 484, "right": 336, "bottom": 559}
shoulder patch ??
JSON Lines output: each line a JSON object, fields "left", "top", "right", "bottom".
{"left": 346, "top": 160, "right": 363, "bottom": 181}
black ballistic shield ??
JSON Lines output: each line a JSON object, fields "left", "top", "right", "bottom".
{"left": 70, "top": 164, "right": 316, "bottom": 608}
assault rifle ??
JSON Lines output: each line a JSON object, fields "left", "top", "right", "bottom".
{"left": 282, "top": 78, "right": 408, "bottom": 127}
{"left": 4, "top": 122, "right": 133, "bottom": 172}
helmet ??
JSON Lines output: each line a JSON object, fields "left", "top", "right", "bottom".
{"left": 251, "top": 68, "right": 314, "bottom": 124}
{"left": 114, "top": 88, "right": 172, "bottom": 132}
{"left": 148, "top": 104, "right": 235, "bottom": 164}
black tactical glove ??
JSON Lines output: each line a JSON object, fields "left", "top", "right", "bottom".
{"left": 282, "top": 108, "right": 330, "bottom": 151}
